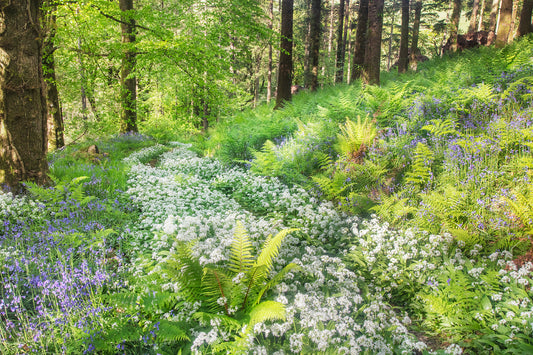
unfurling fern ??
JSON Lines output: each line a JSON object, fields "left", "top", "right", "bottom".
{"left": 405, "top": 143, "right": 434, "bottom": 187}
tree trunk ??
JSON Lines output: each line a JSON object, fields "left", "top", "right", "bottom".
{"left": 341, "top": 0, "right": 350, "bottom": 78}
{"left": 398, "top": 0, "right": 409, "bottom": 73}
{"left": 496, "top": 0, "right": 513, "bottom": 47}
{"left": 509, "top": 0, "right": 519, "bottom": 39}
{"left": 43, "top": 3, "right": 65, "bottom": 151}
{"left": 275, "top": 0, "right": 294, "bottom": 109}
{"left": 119, "top": 0, "right": 137, "bottom": 133}
{"left": 517, "top": 0, "right": 533, "bottom": 37}
{"left": 489, "top": 0, "right": 500, "bottom": 32}
{"left": 469, "top": 0, "right": 480, "bottom": 32}
{"left": 449, "top": 0, "right": 463, "bottom": 52}
{"left": 335, "top": 0, "right": 346, "bottom": 83}
{"left": 0, "top": 0, "right": 48, "bottom": 190}
{"left": 351, "top": 0, "right": 369, "bottom": 82}
{"left": 323, "top": 1, "right": 336, "bottom": 82}
{"left": 410, "top": 0, "right": 422, "bottom": 70}
{"left": 387, "top": 0, "right": 397, "bottom": 70}
{"left": 303, "top": 0, "right": 312, "bottom": 87}
{"left": 363, "top": 0, "right": 384, "bottom": 85}
{"left": 477, "top": 0, "right": 486, "bottom": 31}
{"left": 267, "top": 0, "right": 273, "bottom": 102}
{"left": 308, "top": 0, "right": 322, "bottom": 91}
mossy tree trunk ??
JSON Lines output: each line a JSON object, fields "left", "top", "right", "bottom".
{"left": 0, "top": 0, "right": 48, "bottom": 191}
{"left": 496, "top": 0, "right": 513, "bottom": 47}
{"left": 119, "top": 0, "right": 138, "bottom": 133}
{"left": 308, "top": 0, "right": 322, "bottom": 91}
{"left": 449, "top": 0, "right": 463, "bottom": 52}
{"left": 334, "top": 0, "right": 346, "bottom": 83}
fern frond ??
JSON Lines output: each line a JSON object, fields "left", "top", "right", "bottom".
{"left": 229, "top": 221, "right": 254, "bottom": 274}
{"left": 166, "top": 242, "right": 203, "bottom": 304}
{"left": 202, "top": 267, "right": 233, "bottom": 314}
{"left": 254, "top": 228, "right": 298, "bottom": 275}
{"left": 156, "top": 320, "right": 190, "bottom": 342}
{"left": 252, "top": 263, "right": 301, "bottom": 307}
{"left": 193, "top": 312, "right": 242, "bottom": 331}
{"left": 422, "top": 119, "right": 458, "bottom": 137}
{"left": 247, "top": 300, "right": 286, "bottom": 327}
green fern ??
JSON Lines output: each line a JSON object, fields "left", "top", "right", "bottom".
{"left": 506, "top": 186, "right": 533, "bottom": 237}
{"left": 405, "top": 143, "right": 434, "bottom": 187}
{"left": 335, "top": 116, "right": 377, "bottom": 162}
{"left": 422, "top": 119, "right": 458, "bottom": 137}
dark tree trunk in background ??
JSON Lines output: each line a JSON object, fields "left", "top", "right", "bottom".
{"left": 351, "top": 0, "right": 369, "bottom": 82}
{"left": 449, "top": 0, "right": 462, "bottom": 52}
{"left": 517, "top": 0, "right": 533, "bottom": 37}
{"left": 478, "top": 0, "right": 486, "bottom": 31}
{"left": 363, "top": 0, "right": 384, "bottom": 85}
{"left": 275, "top": 0, "right": 294, "bottom": 109}
{"left": 489, "top": 0, "right": 500, "bottom": 32}
{"left": 496, "top": 0, "right": 513, "bottom": 47}
{"left": 469, "top": 0, "right": 480, "bottom": 33}
{"left": 0, "top": 0, "right": 48, "bottom": 191}
{"left": 410, "top": 0, "right": 422, "bottom": 70}
{"left": 119, "top": 0, "right": 137, "bottom": 133}
{"left": 267, "top": 0, "right": 273, "bottom": 102}
{"left": 398, "top": 0, "right": 409, "bottom": 73}
{"left": 335, "top": 0, "right": 346, "bottom": 83}
{"left": 308, "top": 0, "right": 322, "bottom": 91}
{"left": 43, "top": 3, "right": 65, "bottom": 151}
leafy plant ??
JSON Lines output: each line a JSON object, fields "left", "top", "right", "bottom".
{"left": 335, "top": 116, "right": 377, "bottom": 162}
{"left": 404, "top": 142, "right": 434, "bottom": 187}
{"left": 165, "top": 222, "right": 300, "bottom": 353}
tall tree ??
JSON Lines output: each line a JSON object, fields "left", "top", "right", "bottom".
{"left": 267, "top": 0, "right": 274, "bottom": 102}
{"left": 469, "top": 0, "right": 480, "bottom": 32}
{"left": 0, "top": 0, "right": 48, "bottom": 190}
{"left": 363, "top": 0, "right": 384, "bottom": 85}
{"left": 398, "top": 0, "right": 409, "bottom": 73}
{"left": 308, "top": 0, "right": 322, "bottom": 90}
{"left": 410, "top": 0, "right": 422, "bottom": 70}
{"left": 489, "top": 0, "right": 500, "bottom": 32}
{"left": 517, "top": 0, "right": 533, "bottom": 37}
{"left": 449, "top": 0, "right": 463, "bottom": 52}
{"left": 335, "top": 0, "right": 347, "bottom": 83}
{"left": 275, "top": 0, "right": 294, "bottom": 109}
{"left": 119, "top": 0, "right": 137, "bottom": 133}
{"left": 43, "top": 2, "right": 65, "bottom": 150}
{"left": 351, "top": 0, "right": 369, "bottom": 82}
{"left": 496, "top": 0, "right": 513, "bottom": 47}
{"left": 478, "top": 0, "right": 486, "bottom": 31}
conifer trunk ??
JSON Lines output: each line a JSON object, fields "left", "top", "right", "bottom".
{"left": 489, "top": 0, "right": 500, "bottom": 32}
{"left": 335, "top": 0, "right": 346, "bottom": 83}
{"left": 275, "top": 0, "right": 294, "bottom": 109}
{"left": 410, "top": 0, "right": 422, "bottom": 70}
{"left": 469, "top": 0, "right": 480, "bottom": 33}
{"left": 398, "top": 0, "right": 409, "bottom": 73}
{"left": 267, "top": 0, "right": 273, "bottom": 102}
{"left": 0, "top": 0, "right": 48, "bottom": 190}
{"left": 308, "top": 0, "right": 322, "bottom": 91}
{"left": 449, "top": 0, "right": 463, "bottom": 52}
{"left": 517, "top": 0, "right": 533, "bottom": 37}
{"left": 351, "top": 0, "right": 369, "bottom": 82}
{"left": 363, "top": 0, "right": 384, "bottom": 85}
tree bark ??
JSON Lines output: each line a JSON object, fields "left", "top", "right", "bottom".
{"left": 477, "top": 0, "right": 486, "bottom": 31}
{"left": 275, "top": 0, "right": 294, "bottom": 109}
{"left": 449, "top": 0, "right": 463, "bottom": 52}
{"left": 351, "top": 0, "right": 369, "bottom": 82}
{"left": 387, "top": 0, "right": 397, "bottom": 70}
{"left": 43, "top": 3, "right": 65, "bottom": 151}
{"left": 469, "top": 0, "right": 480, "bottom": 33}
{"left": 119, "top": 0, "right": 137, "bottom": 133}
{"left": 0, "top": 0, "right": 48, "bottom": 190}
{"left": 335, "top": 0, "right": 346, "bottom": 83}
{"left": 489, "top": 0, "right": 500, "bottom": 32}
{"left": 308, "top": 0, "right": 322, "bottom": 91}
{"left": 495, "top": 0, "right": 513, "bottom": 47}
{"left": 410, "top": 0, "right": 422, "bottom": 70}
{"left": 363, "top": 0, "right": 384, "bottom": 85}
{"left": 398, "top": 0, "right": 409, "bottom": 73}
{"left": 517, "top": 0, "right": 533, "bottom": 37}
{"left": 267, "top": 0, "right": 273, "bottom": 102}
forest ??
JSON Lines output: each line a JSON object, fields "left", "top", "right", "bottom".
{"left": 1, "top": 0, "right": 533, "bottom": 353}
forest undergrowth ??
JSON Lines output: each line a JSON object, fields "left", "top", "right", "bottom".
{"left": 1, "top": 38, "right": 533, "bottom": 354}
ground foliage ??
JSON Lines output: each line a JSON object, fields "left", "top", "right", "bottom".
{"left": 1, "top": 38, "right": 533, "bottom": 354}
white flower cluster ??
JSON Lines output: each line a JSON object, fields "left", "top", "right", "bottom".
{"left": 123, "top": 143, "right": 426, "bottom": 353}
{"left": 0, "top": 190, "right": 45, "bottom": 222}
